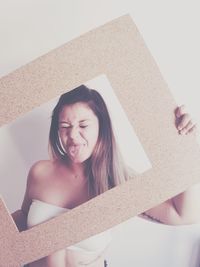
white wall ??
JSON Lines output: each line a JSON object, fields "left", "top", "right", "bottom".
{"left": 1, "top": 1, "right": 200, "bottom": 266}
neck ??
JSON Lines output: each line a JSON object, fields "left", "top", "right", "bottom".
{"left": 70, "top": 162, "right": 84, "bottom": 173}
{"left": 67, "top": 159, "right": 88, "bottom": 177}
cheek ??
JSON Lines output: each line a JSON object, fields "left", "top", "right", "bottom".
{"left": 85, "top": 127, "right": 99, "bottom": 146}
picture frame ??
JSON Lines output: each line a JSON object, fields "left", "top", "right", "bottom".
{"left": 1, "top": 14, "right": 200, "bottom": 266}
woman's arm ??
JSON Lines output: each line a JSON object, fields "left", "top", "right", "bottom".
{"left": 11, "top": 209, "right": 27, "bottom": 232}
{"left": 10, "top": 162, "right": 68, "bottom": 266}
{"left": 170, "top": 105, "right": 200, "bottom": 224}
{"left": 171, "top": 183, "right": 200, "bottom": 224}
{"left": 144, "top": 105, "right": 200, "bottom": 225}
{"left": 11, "top": 169, "right": 33, "bottom": 232}
{"left": 144, "top": 189, "right": 200, "bottom": 225}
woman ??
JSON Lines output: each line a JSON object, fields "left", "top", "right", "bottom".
{"left": 12, "top": 85, "right": 200, "bottom": 266}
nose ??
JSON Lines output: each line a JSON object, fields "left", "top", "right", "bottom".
{"left": 68, "top": 126, "right": 80, "bottom": 140}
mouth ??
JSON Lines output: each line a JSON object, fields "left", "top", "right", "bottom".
{"left": 67, "top": 143, "right": 86, "bottom": 158}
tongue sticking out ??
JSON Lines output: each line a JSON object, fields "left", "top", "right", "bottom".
{"left": 68, "top": 145, "right": 82, "bottom": 158}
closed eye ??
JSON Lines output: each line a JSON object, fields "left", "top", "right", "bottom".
{"left": 80, "top": 125, "right": 88, "bottom": 128}
{"left": 59, "top": 125, "right": 71, "bottom": 129}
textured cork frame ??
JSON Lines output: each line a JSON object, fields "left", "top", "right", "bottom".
{"left": 1, "top": 15, "right": 200, "bottom": 266}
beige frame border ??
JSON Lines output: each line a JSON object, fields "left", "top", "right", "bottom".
{"left": 1, "top": 15, "right": 200, "bottom": 266}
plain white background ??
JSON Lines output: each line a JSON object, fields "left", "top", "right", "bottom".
{"left": 1, "top": 1, "right": 200, "bottom": 266}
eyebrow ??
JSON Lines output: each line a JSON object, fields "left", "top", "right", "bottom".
{"left": 79, "top": 120, "right": 91, "bottom": 123}
{"left": 59, "top": 119, "right": 91, "bottom": 124}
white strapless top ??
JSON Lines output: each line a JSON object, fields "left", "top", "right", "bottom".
{"left": 27, "top": 199, "right": 112, "bottom": 253}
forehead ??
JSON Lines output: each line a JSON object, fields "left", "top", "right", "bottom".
{"left": 59, "top": 102, "right": 97, "bottom": 122}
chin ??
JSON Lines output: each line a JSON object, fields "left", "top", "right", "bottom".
{"left": 70, "top": 155, "right": 90, "bottom": 164}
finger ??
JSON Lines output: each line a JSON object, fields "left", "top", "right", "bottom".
{"left": 187, "top": 125, "right": 197, "bottom": 135}
{"left": 177, "top": 113, "right": 191, "bottom": 130}
{"left": 179, "top": 121, "right": 195, "bottom": 135}
{"left": 175, "top": 105, "right": 187, "bottom": 118}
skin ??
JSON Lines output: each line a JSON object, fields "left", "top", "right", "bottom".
{"left": 12, "top": 104, "right": 200, "bottom": 267}
{"left": 58, "top": 102, "right": 99, "bottom": 164}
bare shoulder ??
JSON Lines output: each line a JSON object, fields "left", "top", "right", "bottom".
{"left": 24, "top": 159, "right": 87, "bottom": 209}
{"left": 26, "top": 160, "right": 57, "bottom": 198}
{"left": 28, "top": 160, "right": 55, "bottom": 181}
{"left": 21, "top": 160, "right": 55, "bottom": 215}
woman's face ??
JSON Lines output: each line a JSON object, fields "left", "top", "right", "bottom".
{"left": 58, "top": 102, "right": 99, "bottom": 163}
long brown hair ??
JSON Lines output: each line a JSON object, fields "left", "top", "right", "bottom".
{"left": 49, "top": 85, "right": 129, "bottom": 196}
